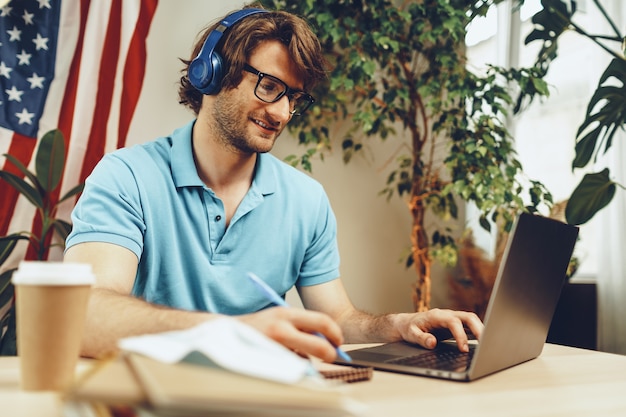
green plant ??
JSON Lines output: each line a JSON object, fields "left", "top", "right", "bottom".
{"left": 0, "top": 129, "right": 83, "bottom": 355}
{"left": 523, "top": 0, "right": 626, "bottom": 224}
{"left": 260, "top": 0, "right": 553, "bottom": 311}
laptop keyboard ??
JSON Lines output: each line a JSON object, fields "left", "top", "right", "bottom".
{"left": 386, "top": 345, "right": 475, "bottom": 372}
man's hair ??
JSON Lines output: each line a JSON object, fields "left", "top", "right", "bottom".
{"left": 178, "top": 6, "right": 327, "bottom": 114}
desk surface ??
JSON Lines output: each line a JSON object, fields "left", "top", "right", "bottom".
{"left": 2, "top": 343, "right": 626, "bottom": 417}
{"left": 344, "top": 343, "right": 626, "bottom": 416}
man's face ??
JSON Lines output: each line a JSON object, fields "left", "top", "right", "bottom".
{"left": 210, "top": 40, "right": 304, "bottom": 155}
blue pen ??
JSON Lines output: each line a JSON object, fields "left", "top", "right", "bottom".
{"left": 247, "top": 272, "right": 352, "bottom": 362}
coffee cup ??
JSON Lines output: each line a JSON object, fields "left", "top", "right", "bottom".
{"left": 12, "top": 261, "right": 95, "bottom": 391}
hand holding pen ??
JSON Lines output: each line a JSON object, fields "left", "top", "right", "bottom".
{"left": 247, "top": 272, "right": 352, "bottom": 362}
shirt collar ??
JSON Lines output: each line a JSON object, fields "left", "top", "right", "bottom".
{"left": 252, "top": 152, "right": 276, "bottom": 197}
{"left": 171, "top": 119, "right": 276, "bottom": 196}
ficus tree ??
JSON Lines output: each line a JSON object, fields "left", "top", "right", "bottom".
{"left": 260, "top": 0, "right": 553, "bottom": 312}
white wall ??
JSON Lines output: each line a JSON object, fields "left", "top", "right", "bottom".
{"left": 126, "top": 1, "right": 421, "bottom": 315}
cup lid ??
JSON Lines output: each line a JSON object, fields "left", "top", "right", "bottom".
{"left": 12, "top": 261, "right": 96, "bottom": 286}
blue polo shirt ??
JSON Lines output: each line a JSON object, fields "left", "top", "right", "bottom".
{"left": 66, "top": 120, "right": 340, "bottom": 314}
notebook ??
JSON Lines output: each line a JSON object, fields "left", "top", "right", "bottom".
{"left": 123, "top": 353, "right": 365, "bottom": 416}
{"left": 338, "top": 212, "right": 579, "bottom": 381}
{"left": 67, "top": 354, "right": 366, "bottom": 416}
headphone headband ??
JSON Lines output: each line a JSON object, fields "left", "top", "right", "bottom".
{"left": 188, "top": 8, "right": 269, "bottom": 95}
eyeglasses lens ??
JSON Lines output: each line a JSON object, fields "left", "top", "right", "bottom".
{"left": 254, "top": 75, "right": 311, "bottom": 115}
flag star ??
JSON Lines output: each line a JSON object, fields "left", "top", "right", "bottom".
{"left": 27, "top": 72, "right": 45, "bottom": 89}
{"left": 16, "top": 108, "right": 35, "bottom": 125}
{"left": 22, "top": 10, "right": 35, "bottom": 25}
{"left": 0, "top": 61, "right": 13, "bottom": 79}
{"left": 37, "top": 0, "right": 52, "bottom": 10}
{"left": 7, "top": 26, "right": 21, "bottom": 42}
{"left": 32, "top": 33, "right": 49, "bottom": 50}
{"left": 0, "top": 5, "right": 12, "bottom": 17}
{"left": 17, "top": 50, "right": 32, "bottom": 65}
{"left": 5, "top": 86, "right": 24, "bottom": 102}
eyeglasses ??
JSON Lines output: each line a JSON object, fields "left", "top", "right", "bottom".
{"left": 243, "top": 64, "right": 315, "bottom": 116}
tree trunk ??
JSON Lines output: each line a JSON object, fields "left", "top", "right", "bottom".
{"left": 409, "top": 194, "right": 431, "bottom": 312}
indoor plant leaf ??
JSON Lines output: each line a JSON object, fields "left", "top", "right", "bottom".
{"left": 524, "top": 0, "right": 575, "bottom": 73}
{"left": 573, "top": 58, "right": 626, "bottom": 169}
{"left": 35, "top": 129, "right": 66, "bottom": 193}
{"left": 565, "top": 168, "right": 616, "bottom": 225}
{"left": 573, "top": 123, "right": 603, "bottom": 169}
{"left": 0, "top": 269, "right": 16, "bottom": 311}
{"left": 0, "top": 234, "right": 29, "bottom": 266}
{"left": 58, "top": 182, "right": 85, "bottom": 204}
{"left": 2, "top": 153, "right": 41, "bottom": 192}
{"left": 0, "top": 171, "right": 44, "bottom": 208}
{"left": 52, "top": 219, "right": 73, "bottom": 242}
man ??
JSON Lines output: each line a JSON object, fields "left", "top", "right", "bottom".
{"left": 65, "top": 5, "right": 483, "bottom": 360}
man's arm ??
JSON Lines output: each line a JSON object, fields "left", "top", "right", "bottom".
{"left": 299, "top": 279, "right": 484, "bottom": 352}
{"left": 65, "top": 242, "right": 213, "bottom": 358}
{"left": 65, "top": 242, "right": 344, "bottom": 361}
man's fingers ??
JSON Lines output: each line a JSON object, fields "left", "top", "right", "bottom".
{"left": 446, "top": 311, "right": 484, "bottom": 352}
{"left": 464, "top": 312, "right": 485, "bottom": 340}
{"left": 273, "top": 324, "right": 338, "bottom": 362}
{"left": 405, "top": 322, "right": 438, "bottom": 349}
{"left": 286, "top": 309, "right": 344, "bottom": 347}
{"left": 238, "top": 307, "right": 343, "bottom": 362}
{"left": 401, "top": 309, "right": 485, "bottom": 352}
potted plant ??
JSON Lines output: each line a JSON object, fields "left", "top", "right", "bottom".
{"left": 260, "top": 0, "right": 553, "bottom": 311}
{"left": 0, "top": 129, "right": 83, "bottom": 355}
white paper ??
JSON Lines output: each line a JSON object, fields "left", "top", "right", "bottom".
{"left": 118, "top": 317, "right": 316, "bottom": 384}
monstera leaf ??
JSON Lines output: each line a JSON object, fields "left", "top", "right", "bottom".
{"left": 565, "top": 58, "right": 626, "bottom": 225}
{"left": 514, "top": 0, "right": 576, "bottom": 113}
{"left": 573, "top": 58, "right": 626, "bottom": 169}
{"left": 524, "top": 0, "right": 575, "bottom": 74}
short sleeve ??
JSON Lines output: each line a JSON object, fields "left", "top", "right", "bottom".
{"left": 65, "top": 153, "right": 145, "bottom": 259}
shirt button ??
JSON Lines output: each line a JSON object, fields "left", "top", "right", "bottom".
{"left": 215, "top": 215, "right": 222, "bottom": 222}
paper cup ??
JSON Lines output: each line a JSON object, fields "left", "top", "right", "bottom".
{"left": 12, "top": 261, "right": 95, "bottom": 391}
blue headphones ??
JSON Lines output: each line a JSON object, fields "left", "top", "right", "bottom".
{"left": 188, "top": 8, "right": 269, "bottom": 95}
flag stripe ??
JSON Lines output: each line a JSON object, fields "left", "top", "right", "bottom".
{"left": 78, "top": 0, "right": 122, "bottom": 185}
{"left": 118, "top": 0, "right": 158, "bottom": 149}
{"left": 57, "top": 0, "right": 89, "bottom": 139}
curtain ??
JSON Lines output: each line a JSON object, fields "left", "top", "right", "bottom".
{"left": 596, "top": 130, "right": 626, "bottom": 354}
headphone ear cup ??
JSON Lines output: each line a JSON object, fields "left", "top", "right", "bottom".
{"left": 188, "top": 55, "right": 212, "bottom": 91}
{"left": 203, "top": 52, "right": 224, "bottom": 95}
{"left": 188, "top": 49, "right": 224, "bottom": 95}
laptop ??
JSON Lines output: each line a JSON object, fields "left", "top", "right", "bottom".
{"left": 338, "top": 212, "right": 579, "bottom": 381}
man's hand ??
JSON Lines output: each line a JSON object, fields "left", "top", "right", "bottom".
{"left": 393, "top": 309, "right": 484, "bottom": 352}
{"left": 237, "top": 307, "right": 344, "bottom": 362}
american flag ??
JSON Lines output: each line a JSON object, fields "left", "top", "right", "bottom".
{"left": 0, "top": 0, "right": 158, "bottom": 263}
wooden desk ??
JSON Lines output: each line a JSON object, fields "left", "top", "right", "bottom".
{"left": 343, "top": 343, "right": 626, "bottom": 416}
{"left": 2, "top": 344, "right": 626, "bottom": 416}
{"left": 1, "top": 356, "right": 63, "bottom": 417}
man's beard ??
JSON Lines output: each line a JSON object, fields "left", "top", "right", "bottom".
{"left": 210, "top": 92, "right": 281, "bottom": 155}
